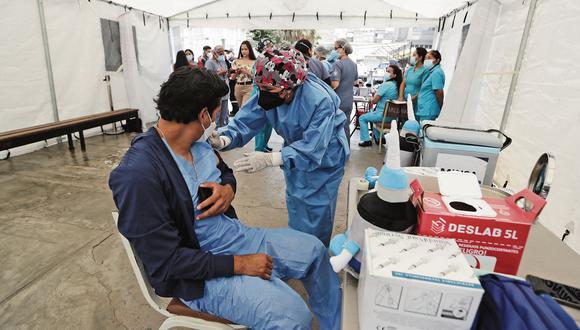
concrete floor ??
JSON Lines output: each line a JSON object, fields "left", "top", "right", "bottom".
{"left": 0, "top": 129, "right": 381, "bottom": 329}
{"left": 1, "top": 128, "right": 579, "bottom": 329}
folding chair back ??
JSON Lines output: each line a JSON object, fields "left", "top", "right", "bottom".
{"left": 112, "top": 212, "right": 245, "bottom": 330}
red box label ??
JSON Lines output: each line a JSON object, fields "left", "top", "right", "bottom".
{"left": 411, "top": 181, "right": 545, "bottom": 275}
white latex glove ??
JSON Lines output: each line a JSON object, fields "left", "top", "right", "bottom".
{"left": 208, "top": 131, "right": 231, "bottom": 150}
{"left": 234, "top": 152, "right": 283, "bottom": 173}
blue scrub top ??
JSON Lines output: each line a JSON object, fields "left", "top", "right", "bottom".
{"left": 417, "top": 65, "right": 446, "bottom": 119}
{"left": 403, "top": 65, "right": 429, "bottom": 99}
{"left": 375, "top": 80, "right": 399, "bottom": 112}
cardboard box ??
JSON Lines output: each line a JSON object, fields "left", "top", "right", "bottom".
{"left": 358, "top": 229, "right": 483, "bottom": 330}
{"left": 411, "top": 173, "right": 546, "bottom": 275}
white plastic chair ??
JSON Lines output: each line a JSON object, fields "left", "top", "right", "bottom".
{"left": 112, "top": 212, "right": 247, "bottom": 330}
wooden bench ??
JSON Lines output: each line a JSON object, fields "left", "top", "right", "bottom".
{"left": 0, "top": 109, "right": 139, "bottom": 158}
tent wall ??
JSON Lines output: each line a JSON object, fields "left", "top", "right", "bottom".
{"left": 0, "top": 0, "right": 171, "bottom": 157}
{"left": 433, "top": 3, "right": 476, "bottom": 97}
{"left": 441, "top": 0, "right": 580, "bottom": 253}
{"left": 0, "top": 0, "right": 54, "bottom": 156}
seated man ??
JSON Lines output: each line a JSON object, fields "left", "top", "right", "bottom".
{"left": 109, "top": 67, "right": 341, "bottom": 330}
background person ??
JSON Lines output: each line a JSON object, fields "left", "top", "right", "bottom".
{"left": 315, "top": 45, "right": 332, "bottom": 73}
{"left": 254, "top": 38, "right": 275, "bottom": 153}
{"left": 231, "top": 40, "right": 256, "bottom": 108}
{"left": 358, "top": 64, "right": 403, "bottom": 147}
{"left": 197, "top": 45, "right": 211, "bottom": 68}
{"left": 173, "top": 50, "right": 190, "bottom": 71}
{"left": 184, "top": 49, "right": 195, "bottom": 67}
{"left": 205, "top": 45, "right": 230, "bottom": 127}
{"left": 330, "top": 38, "right": 358, "bottom": 144}
{"left": 294, "top": 39, "right": 331, "bottom": 85}
{"left": 398, "top": 47, "right": 429, "bottom": 106}
{"left": 417, "top": 50, "right": 445, "bottom": 122}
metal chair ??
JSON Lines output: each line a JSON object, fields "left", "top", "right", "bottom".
{"left": 112, "top": 212, "right": 247, "bottom": 330}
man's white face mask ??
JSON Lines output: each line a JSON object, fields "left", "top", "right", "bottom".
{"left": 195, "top": 109, "right": 217, "bottom": 143}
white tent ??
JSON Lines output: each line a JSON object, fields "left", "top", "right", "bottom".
{"left": 1, "top": 0, "right": 579, "bottom": 254}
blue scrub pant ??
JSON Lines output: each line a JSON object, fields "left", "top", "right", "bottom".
{"left": 183, "top": 228, "right": 342, "bottom": 330}
{"left": 416, "top": 114, "right": 438, "bottom": 122}
{"left": 283, "top": 164, "right": 344, "bottom": 247}
{"left": 255, "top": 122, "right": 273, "bottom": 151}
{"left": 359, "top": 110, "right": 385, "bottom": 142}
{"left": 217, "top": 99, "right": 230, "bottom": 128}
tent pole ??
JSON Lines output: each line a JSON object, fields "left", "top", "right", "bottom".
{"left": 499, "top": 0, "right": 538, "bottom": 132}
{"left": 37, "top": 0, "right": 60, "bottom": 124}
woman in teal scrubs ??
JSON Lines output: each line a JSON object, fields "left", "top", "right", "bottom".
{"left": 417, "top": 50, "right": 445, "bottom": 122}
{"left": 398, "top": 47, "right": 429, "bottom": 105}
{"left": 358, "top": 65, "right": 402, "bottom": 147}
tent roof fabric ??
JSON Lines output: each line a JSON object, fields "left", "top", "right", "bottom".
{"left": 110, "top": 0, "right": 471, "bottom": 19}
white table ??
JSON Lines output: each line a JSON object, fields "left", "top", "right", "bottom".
{"left": 340, "top": 178, "right": 580, "bottom": 329}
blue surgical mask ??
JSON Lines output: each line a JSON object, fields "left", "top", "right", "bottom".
{"left": 410, "top": 57, "right": 417, "bottom": 66}
{"left": 218, "top": 55, "right": 225, "bottom": 62}
{"left": 424, "top": 59, "right": 435, "bottom": 69}
{"left": 328, "top": 50, "right": 339, "bottom": 63}
{"left": 384, "top": 73, "right": 392, "bottom": 81}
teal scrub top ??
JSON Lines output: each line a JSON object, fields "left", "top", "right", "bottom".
{"left": 417, "top": 65, "right": 445, "bottom": 118}
{"left": 403, "top": 65, "right": 429, "bottom": 99}
{"left": 375, "top": 80, "right": 399, "bottom": 112}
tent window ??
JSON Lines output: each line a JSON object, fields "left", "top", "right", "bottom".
{"left": 100, "top": 18, "right": 122, "bottom": 72}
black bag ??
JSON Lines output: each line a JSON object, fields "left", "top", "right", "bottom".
{"left": 123, "top": 117, "right": 143, "bottom": 133}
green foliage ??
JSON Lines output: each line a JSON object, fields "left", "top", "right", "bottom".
{"left": 248, "top": 29, "right": 320, "bottom": 45}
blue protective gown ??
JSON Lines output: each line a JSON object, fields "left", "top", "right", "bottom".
{"left": 221, "top": 73, "right": 350, "bottom": 246}
{"left": 417, "top": 64, "right": 446, "bottom": 121}
{"left": 163, "top": 139, "right": 342, "bottom": 330}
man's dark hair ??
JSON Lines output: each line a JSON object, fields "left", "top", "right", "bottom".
{"left": 203, "top": 45, "right": 211, "bottom": 51}
{"left": 155, "top": 67, "right": 229, "bottom": 124}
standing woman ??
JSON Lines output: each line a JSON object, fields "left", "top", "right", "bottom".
{"left": 398, "top": 47, "right": 429, "bottom": 105}
{"left": 212, "top": 49, "right": 349, "bottom": 246}
{"left": 231, "top": 41, "right": 256, "bottom": 107}
{"left": 417, "top": 50, "right": 445, "bottom": 122}
{"left": 330, "top": 38, "right": 358, "bottom": 143}
{"left": 173, "top": 50, "right": 190, "bottom": 71}
{"left": 358, "top": 65, "right": 403, "bottom": 147}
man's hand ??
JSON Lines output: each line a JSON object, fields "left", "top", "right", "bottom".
{"left": 234, "top": 254, "right": 273, "bottom": 280}
{"left": 196, "top": 182, "right": 235, "bottom": 220}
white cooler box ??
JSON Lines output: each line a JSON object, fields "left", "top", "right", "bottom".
{"left": 419, "top": 121, "right": 511, "bottom": 186}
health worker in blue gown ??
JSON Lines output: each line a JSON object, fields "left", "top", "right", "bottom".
{"left": 211, "top": 49, "right": 349, "bottom": 246}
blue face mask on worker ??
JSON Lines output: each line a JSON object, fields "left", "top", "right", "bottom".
{"left": 424, "top": 59, "right": 435, "bottom": 69}
{"left": 327, "top": 50, "right": 339, "bottom": 63}
{"left": 258, "top": 89, "right": 285, "bottom": 110}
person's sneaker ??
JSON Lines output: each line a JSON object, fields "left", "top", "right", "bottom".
{"left": 265, "top": 146, "right": 273, "bottom": 152}
{"left": 358, "top": 141, "right": 373, "bottom": 147}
